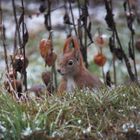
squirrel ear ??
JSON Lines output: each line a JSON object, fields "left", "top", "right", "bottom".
{"left": 74, "top": 49, "right": 80, "bottom": 61}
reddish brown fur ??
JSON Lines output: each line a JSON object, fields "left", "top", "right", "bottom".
{"left": 57, "top": 48, "right": 102, "bottom": 95}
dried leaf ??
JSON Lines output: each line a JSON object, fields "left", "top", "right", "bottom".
{"left": 19, "top": 13, "right": 24, "bottom": 26}
{"left": 63, "top": 12, "right": 71, "bottom": 24}
{"left": 129, "top": 42, "right": 134, "bottom": 60}
{"left": 44, "top": 14, "right": 51, "bottom": 31}
{"left": 39, "top": 4, "right": 47, "bottom": 13}
{"left": 114, "top": 48, "right": 124, "bottom": 61}
{"left": 109, "top": 37, "right": 115, "bottom": 53}
{"left": 106, "top": 71, "right": 112, "bottom": 87}
{"left": 13, "top": 54, "right": 28, "bottom": 73}
{"left": 23, "top": 24, "right": 29, "bottom": 46}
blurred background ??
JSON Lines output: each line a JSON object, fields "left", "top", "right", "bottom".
{"left": 0, "top": 0, "right": 140, "bottom": 88}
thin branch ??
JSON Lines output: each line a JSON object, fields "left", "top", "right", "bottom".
{"left": 0, "top": 1, "right": 9, "bottom": 72}
{"left": 12, "top": 0, "right": 22, "bottom": 52}
{"left": 21, "top": 0, "right": 27, "bottom": 91}
{"left": 127, "top": 0, "right": 138, "bottom": 80}
{"left": 68, "top": 0, "right": 78, "bottom": 36}
{"left": 47, "top": 0, "right": 58, "bottom": 90}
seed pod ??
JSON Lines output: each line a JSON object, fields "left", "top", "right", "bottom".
{"left": 42, "top": 71, "right": 52, "bottom": 86}
{"left": 45, "top": 52, "right": 57, "bottom": 67}
{"left": 42, "top": 71, "right": 54, "bottom": 94}
{"left": 13, "top": 54, "right": 28, "bottom": 73}
{"left": 63, "top": 12, "right": 71, "bottom": 24}
{"left": 94, "top": 53, "right": 107, "bottom": 66}
{"left": 39, "top": 39, "right": 52, "bottom": 59}
{"left": 39, "top": 4, "right": 46, "bottom": 13}
{"left": 93, "top": 33, "right": 108, "bottom": 48}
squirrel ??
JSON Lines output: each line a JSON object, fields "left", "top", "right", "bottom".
{"left": 57, "top": 37, "right": 102, "bottom": 94}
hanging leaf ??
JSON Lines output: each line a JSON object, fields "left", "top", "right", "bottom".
{"left": 13, "top": 54, "right": 29, "bottom": 73}
{"left": 86, "top": 21, "right": 93, "bottom": 44}
{"left": 23, "top": 24, "right": 29, "bottom": 46}
{"left": 109, "top": 36, "right": 115, "bottom": 53}
{"left": 42, "top": 71, "right": 52, "bottom": 87}
{"left": 63, "top": 12, "right": 72, "bottom": 25}
{"left": 106, "top": 71, "right": 112, "bottom": 87}
{"left": 88, "top": 21, "right": 91, "bottom": 32}
{"left": 18, "top": 13, "right": 24, "bottom": 27}
{"left": 128, "top": 42, "right": 134, "bottom": 60}
{"left": 104, "top": 0, "right": 114, "bottom": 29}
{"left": 39, "top": 4, "right": 47, "bottom": 13}
{"left": 44, "top": 14, "right": 51, "bottom": 31}
{"left": 123, "top": 1, "right": 127, "bottom": 12}
{"left": 80, "top": 6, "right": 88, "bottom": 23}
{"left": 113, "top": 48, "right": 124, "bottom": 61}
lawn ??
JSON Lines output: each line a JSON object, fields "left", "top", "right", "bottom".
{"left": 0, "top": 84, "right": 140, "bottom": 140}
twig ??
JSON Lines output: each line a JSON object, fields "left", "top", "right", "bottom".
{"left": 12, "top": 0, "right": 22, "bottom": 52}
{"left": 21, "top": 0, "right": 27, "bottom": 91}
{"left": 126, "top": 0, "right": 138, "bottom": 80}
{"left": 47, "top": 0, "right": 58, "bottom": 89}
{"left": 112, "top": 31, "right": 117, "bottom": 85}
{"left": 68, "top": 0, "right": 78, "bottom": 36}
{"left": 83, "top": 1, "right": 88, "bottom": 68}
{"left": 0, "top": 1, "right": 9, "bottom": 72}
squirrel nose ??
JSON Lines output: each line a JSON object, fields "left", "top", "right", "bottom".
{"left": 57, "top": 69, "right": 65, "bottom": 75}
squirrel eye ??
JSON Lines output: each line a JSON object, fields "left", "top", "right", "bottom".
{"left": 68, "top": 60, "right": 73, "bottom": 66}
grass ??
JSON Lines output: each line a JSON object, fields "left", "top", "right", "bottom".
{"left": 0, "top": 84, "right": 140, "bottom": 140}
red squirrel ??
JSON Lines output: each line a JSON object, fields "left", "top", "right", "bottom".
{"left": 57, "top": 37, "right": 102, "bottom": 94}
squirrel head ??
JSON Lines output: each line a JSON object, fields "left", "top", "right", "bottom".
{"left": 57, "top": 48, "right": 83, "bottom": 77}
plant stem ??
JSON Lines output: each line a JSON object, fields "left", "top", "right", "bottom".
{"left": 0, "top": 1, "right": 9, "bottom": 72}
{"left": 47, "top": 0, "right": 57, "bottom": 89}
{"left": 68, "top": 0, "right": 78, "bottom": 36}
{"left": 21, "top": 0, "right": 27, "bottom": 91}
{"left": 12, "top": 0, "right": 22, "bottom": 52}
{"left": 127, "top": 0, "right": 138, "bottom": 80}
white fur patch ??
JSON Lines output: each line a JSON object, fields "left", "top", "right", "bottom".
{"left": 66, "top": 77, "right": 76, "bottom": 92}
